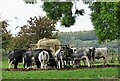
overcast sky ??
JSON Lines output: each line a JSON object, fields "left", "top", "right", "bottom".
{"left": 0, "top": 0, "right": 94, "bottom": 35}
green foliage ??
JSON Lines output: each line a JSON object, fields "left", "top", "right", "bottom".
{"left": 89, "top": 2, "right": 120, "bottom": 42}
{"left": 1, "top": 16, "right": 58, "bottom": 52}
{"left": 42, "top": 2, "right": 84, "bottom": 27}
{"left": 23, "top": 0, "right": 120, "bottom": 43}
{"left": 61, "top": 15, "right": 75, "bottom": 27}
{"left": 23, "top": 0, "right": 37, "bottom": 4}
{"left": 1, "top": 20, "right": 13, "bottom": 54}
{"left": 14, "top": 16, "right": 57, "bottom": 49}
{"left": 58, "top": 30, "right": 118, "bottom": 50}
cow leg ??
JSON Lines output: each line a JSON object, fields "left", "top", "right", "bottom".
{"left": 14, "top": 61, "right": 18, "bottom": 69}
{"left": 86, "top": 57, "right": 90, "bottom": 67}
{"left": 36, "top": 61, "right": 40, "bottom": 68}
{"left": 76, "top": 60, "right": 80, "bottom": 67}
{"left": 60, "top": 56, "right": 64, "bottom": 68}
{"left": 31, "top": 61, "right": 36, "bottom": 68}
{"left": 82, "top": 59, "right": 86, "bottom": 66}
{"left": 103, "top": 57, "right": 107, "bottom": 65}
{"left": 23, "top": 62, "right": 26, "bottom": 68}
{"left": 22, "top": 58, "right": 26, "bottom": 69}
{"left": 8, "top": 59, "right": 12, "bottom": 69}
{"left": 70, "top": 60, "right": 73, "bottom": 66}
{"left": 41, "top": 62, "right": 44, "bottom": 69}
{"left": 89, "top": 57, "right": 94, "bottom": 66}
{"left": 82, "top": 56, "right": 90, "bottom": 67}
{"left": 71, "top": 59, "right": 75, "bottom": 66}
{"left": 104, "top": 55, "right": 109, "bottom": 65}
{"left": 44, "top": 63, "right": 47, "bottom": 69}
{"left": 89, "top": 59, "right": 93, "bottom": 67}
{"left": 8, "top": 59, "right": 10, "bottom": 68}
{"left": 64, "top": 61, "right": 67, "bottom": 66}
{"left": 73, "top": 59, "right": 76, "bottom": 68}
{"left": 91, "top": 58, "right": 95, "bottom": 66}
{"left": 26, "top": 62, "right": 31, "bottom": 69}
{"left": 9, "top": 62, "right": 12, "bottom": 69}
{"left": 58, "top": 61, "right": 61, "bottom": 69}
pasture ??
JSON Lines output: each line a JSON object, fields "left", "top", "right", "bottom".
{"left": 2, "top": 60, "right": 120, "bottom": 79}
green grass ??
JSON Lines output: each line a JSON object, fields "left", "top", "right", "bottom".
{"left": 2, "top": 68, "right": 119, "bottom": 79}
{"left": 1, "top": 60, "right": 119, "bottom": 79}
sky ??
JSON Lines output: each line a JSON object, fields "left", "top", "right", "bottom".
{"left": 0, "top": 0, "right": 94, "bottom": 35}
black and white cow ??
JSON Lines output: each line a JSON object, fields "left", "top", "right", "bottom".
{"left": 54, "top": 48, "right": 65, "bottom": 69}
{"left": 54, "top": 45, "right": 74, "bottom": 69}
{"left": 38, "top": 51, "right": 49, "bottom": 69}
{"left": 8, "top": 49, "right": 27, "bottom": 69}
{"left": 8, "top": 48, "right": 55, "bottom": 69}
{"left": 70, "top": 48, "right": 92, "bottom": 67}
{"left": 91, "top": 47, "right": 109, "bottom": 65}
{"left": 31, "top": 49, "right": 56, "bottom": 68}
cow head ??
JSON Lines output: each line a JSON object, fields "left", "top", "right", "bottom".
{"left": 8, "top": 51, "right": 15, "bottom": 64}
{"left": 23, "top": 51, "right": 34, "bottom": 68}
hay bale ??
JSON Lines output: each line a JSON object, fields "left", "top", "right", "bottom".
{"left": 36, "top": 38, "right": 61, "bottom": 54}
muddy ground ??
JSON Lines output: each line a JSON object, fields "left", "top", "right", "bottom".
{"left": 2, "top": 64, "right": 120, "bottom": 71}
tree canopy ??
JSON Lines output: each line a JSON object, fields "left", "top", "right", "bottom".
{"left": 89, "top": 2, "right": 120, "bottom": 42}
{"left": 15, "top": 16, "right": 57, "bottom": 49}
{"left": 42, "top": 2, "right": 85, "bottom": 27}
{"left": 0, "top": 20, "right": 13, "bottom": 54}
{"left": 43, "top": 1, "right": 120, "bottom": 42}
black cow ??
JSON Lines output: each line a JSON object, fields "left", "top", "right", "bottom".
{"left": 8, "top": 49, "right": 27, "bottom": 69}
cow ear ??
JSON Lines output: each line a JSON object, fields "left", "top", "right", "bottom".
{"left": 9, "top": 51, "right": 12, "bottom": 53}
{"left": 89, "top": 49, "right": 92, "bottom": 52}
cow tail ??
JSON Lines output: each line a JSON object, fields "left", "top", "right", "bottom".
{"left": 92, "top": 47, "right": 95, "bottom": 61}
{"left": 47, "top": 53, "right": 49, "bottom": 62}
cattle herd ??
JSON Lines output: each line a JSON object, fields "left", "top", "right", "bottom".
{"left": 8, "top": 45, "right": 109, "bottom": 70}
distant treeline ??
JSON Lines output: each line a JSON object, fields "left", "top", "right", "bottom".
{"left": 57, "top": 30, "right": 118, "bottom": 52}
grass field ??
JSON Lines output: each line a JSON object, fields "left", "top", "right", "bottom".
{"left": 2, "top": 67, "right": 119, "bottom": 79}
{"left": 1, "top": 60, "right": 120, "bottom": 79}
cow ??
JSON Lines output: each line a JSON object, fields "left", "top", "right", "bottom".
{"left": 8, "top": 51, "right": 15, "bottom": 69}
{"left": 8, "top": 49, "right": 39, "bottom": 69}
{"left": 8, "top": 49, "right": 27, "bottom": 69}
{"left": 54, "top": 45, "right": 76, "bottom": 69}
{"left": 8, "top": 48, "right": 54, "bottom": 69}
{"left": 70, "top": 48, "right": 92, "bottom": 68}
{"left": 23, "top": 49, "right": 54, "bottom": 69}
{"left": 54, "top": 48, "right": 65, "bottom": 69}
{"left": 91, "top": 47, "right": 109, "bottom": 65}
{"left": 38, "top": 51, "right": 50, "bottom": 69}
{"left": 23, "top": 50, "right": 36, "bottom": 69}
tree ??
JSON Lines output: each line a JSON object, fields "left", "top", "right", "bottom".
{"left": 23, "top": 0, "right": 37, "bottom": 4}
{"left": 23, "top": 0, "right": 120, "bottom": 42}
{"left": 16, "top": 16, "right": 57, "bottom": 49}
{"left": 89, "top": 2, "right": 120, "bottom": 42}
{"left": 1, "top": 20, "right": 13, "bottom": 54}
{"left": 42, "top": 2, "right": 85, "bottom": 27}
{"left": 43, "top": 1, "right": 120, "bottom": 42}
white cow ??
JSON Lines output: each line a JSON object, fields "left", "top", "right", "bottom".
{"left": 38, "top": 51, "right": 49, "bottom": 69}
{"left": 92, "top": 47, "right": 109, "bottom": 65}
